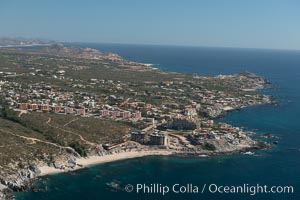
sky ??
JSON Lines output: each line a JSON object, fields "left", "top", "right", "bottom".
{"left": 1, "top": 0, "right": 300, "bottom": 50}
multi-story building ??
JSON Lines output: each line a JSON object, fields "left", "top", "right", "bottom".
{"left": 64, "top": 107, "right": 74, "bottom": 114}
{"left": 18, "top": 103, "right": 29, "bottom": 110}
{"left": 101, "top": 110, "right": 109, "bottom": 117}
{"left": 149, "top": 133, "right": 168, "bottom": 146}
{"left": 121, "top": 111, "right": 131, "bottom": 119}
{"left": 131, "top": 131, "right": 148, "bottom": 144}
{"left": 29, "top": 104, "right": 38, "bottom": 110}
{"left": 132, "top": 111, "right": 142, "bottom": 119}
{"left": 52, "top": 106, "right": 62, "bottom": 113}
{"left": 131, "top": 131, "right": 168, "bottom": 146}
{"left": 76, "top": 108, "right": 85, "bottom": 116}
{"left": 40, "top": 104, "right": 50, "bottom": 111}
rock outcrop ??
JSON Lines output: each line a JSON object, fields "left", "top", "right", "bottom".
{"left": 0, "top": 164, "right": 40, "bottom": 191}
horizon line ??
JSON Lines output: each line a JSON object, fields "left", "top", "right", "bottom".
{"left": 63, "top": 41, "right": 300, "bottom": 52}
{"left": 1, "top": 36, "right": 300, "bottom": 52}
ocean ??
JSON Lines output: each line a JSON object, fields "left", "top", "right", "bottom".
{"left": 16, "top": 44, "right": 300, "bottom": 200}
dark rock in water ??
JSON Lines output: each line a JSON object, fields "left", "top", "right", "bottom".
{"left": 67, "top": 171, "right": 77, "bottom": 176}
{"left": 106, "top": 180, "right": 122, "bottom": 192}
{"left": 263, "top": 133, "right": 275, "bottom": 139}
{"left": 95, "top": 175, "right": 102, "bottom": 180}
{"left": 31, "top": 186, "right": 41, "bottom": 192}
{"left": 273, "top": 141, "right": 279, "bottom": 145}
{"left": 254, "top": 141, "right": 270, "bottom": 149}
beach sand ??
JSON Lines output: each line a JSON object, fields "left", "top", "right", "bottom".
{"left": 39, "top": 150, "right": 173, "bottom": 176}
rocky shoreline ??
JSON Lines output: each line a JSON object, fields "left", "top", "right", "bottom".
{"left": 0, "top": 136, "right": 271, "bottom": 200}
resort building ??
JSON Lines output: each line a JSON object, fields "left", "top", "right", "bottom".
{"left": 29, "top": 104, "right": 38, "bottom": 110}
{"left": 131, "top": 131, "right": 168, "bottom": 146}
{"left": 52, "top": 106, "right": 62, "bottom": 113}
{"left": 64, "top": 107, "right": 74, "bottom": 114}
{"left": 18, "top": 103, "right": 29, "bottom": 110}
{"left": 149, "top": 133, "right": 168, "bottom": 146}
{"left": 76, "top": 108, "right": 85, "bottom": 116}
{"left": 131, "top": 131, "right": 148, "bottom": 144}
{"left": 40, "top": 104, "right": 50, "bottom": 111}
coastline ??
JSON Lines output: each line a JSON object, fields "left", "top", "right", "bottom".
{"left": 37, "top": 141, "right": 264, "bottom": 177}
{"left": 38, "top": 150, "right": 173, "bottom": 177}
{"left": 0, "top": 45, "right": 275, "bottom": 200}
{"left": 2, "top": 145, "right": 262, "bottom": 199}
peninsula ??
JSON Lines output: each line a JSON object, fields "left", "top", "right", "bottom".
{"left": 0, "top": 44, "right": 273, "bottom": 199}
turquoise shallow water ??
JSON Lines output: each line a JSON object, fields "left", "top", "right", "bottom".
{"left": 16, "top": 44, "right": 300, "bottom": 200}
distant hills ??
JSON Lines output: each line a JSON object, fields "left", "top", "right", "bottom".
{"left": 41, "top": 43, "right": 124, "bottom": 61}
{"left": 0, "top": 37, "right": 56, "bottom": 47}
{"left": 0, "top": 38, "right": 124, "bottom": 61}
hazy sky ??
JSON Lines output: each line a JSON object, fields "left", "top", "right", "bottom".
{"left": 1, "top": 0, "right": 300, "bottom": 50}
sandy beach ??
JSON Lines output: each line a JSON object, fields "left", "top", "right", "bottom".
{"left": 39, "top": 150, "right": 173, "bottom": 176}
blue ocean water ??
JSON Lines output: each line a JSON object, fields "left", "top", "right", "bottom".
{"left": 16, "top": 44, "right": 300, "bottom": 200}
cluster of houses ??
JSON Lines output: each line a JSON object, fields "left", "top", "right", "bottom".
{"left": 16, "top": 102, "right": 144, "bottom": 120}
{"left": 17, "top": 103, "right": 86, "bottom": 115}
{"left": 100, "top": 109, "right": 141, "bottom": 119}
{"left": 192, "top": 120, "right": 245, "bottom": 145}
{"left": 0, "top": 78, "right": 144, "bottom": 120}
